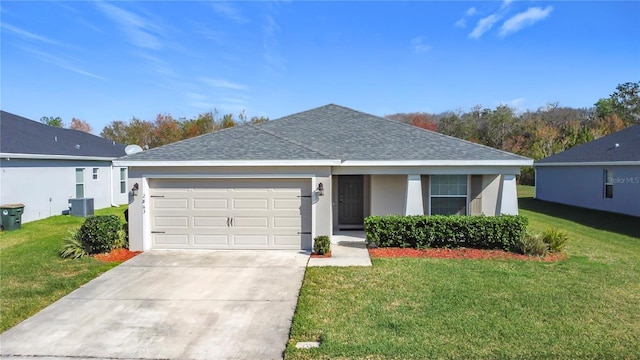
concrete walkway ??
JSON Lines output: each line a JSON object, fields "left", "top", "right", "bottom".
{"left": 308, "top": 231, "right": 372, "bottom": 267}
{"left": 0, "top": 250, "right": 309, "bottom": 360}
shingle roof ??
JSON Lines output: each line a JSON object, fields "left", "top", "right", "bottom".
{"left": 120, "top": 104, "right": 530, "bottom": 163}
{"left": 536, "top": 124, "right": 640, "bottom": 164}
{"left": 0, "top": 111, "right": 126, "bottom": 158}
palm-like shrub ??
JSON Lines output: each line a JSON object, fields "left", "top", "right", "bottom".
{"left": 59, "top": 228, "right": 87, "bottom": 259}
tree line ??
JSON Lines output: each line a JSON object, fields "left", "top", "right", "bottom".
{"left": 40, "top": 116, "right": 94, "bottom": 133}
{"left": 99, "top": 111, "right": 268, "bottom": 149}
{"left": 385, "top": 81, "right": 639, "bottom": 184}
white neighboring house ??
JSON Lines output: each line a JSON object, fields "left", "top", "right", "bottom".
{"left": 535, "top": 124, "right": 640, "bottom": 217}
{"left": 114, "top": 104, "right": 533, "bottom": 252}
{"left": 0, "top": 111, "right": 128, "bottom": 224}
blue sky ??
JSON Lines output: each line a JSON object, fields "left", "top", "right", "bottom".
{"left": 2, "top": 1, "right": 639, "bottom": 133}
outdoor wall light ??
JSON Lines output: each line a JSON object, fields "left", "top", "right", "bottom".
{"left": 317, "top": 182, "right": 324, "bottom": 196}
{"left": 131, "top": 183, "right": 139, "bottom": 196}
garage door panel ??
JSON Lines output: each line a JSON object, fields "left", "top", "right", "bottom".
{"left": 153, "top": 198, "right": 188, "bottom": 209}
{"left": 154, "top": 216, "right": 189, "bottom": 227}
{"left": 233, "top": 198, "right": 268, "bottom": 210}
{"left": 193, "top": 198, "right": 228, "bottom": 209}
{"left": 233, "top": 235, "right": 269, "bottom": 246}
{"left": 193, "top": 216, "right": 228, "bottom": 228}
{"left": 273, "top": 198, "right": 302, "bottom": 210}
{"left": 154, "top": 234, "right": 189, "bottom": 246}
{"left": 233, "top": 217, "right": 269, "bottom": 228}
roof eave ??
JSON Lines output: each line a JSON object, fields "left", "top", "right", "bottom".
{"left": 340, "top": 159, "right": 534, "bottom": 167}
{"left": 115, "top": 159, "right": 533, "bottom": 167}
{"left": 1, "top": 153, "right": 119, "bottom": 161}
{"left": 114, "top": 159, "right": 343, "bottom": 167}
{"left": 535, "top": 161, "right": 640, "bottom": 167}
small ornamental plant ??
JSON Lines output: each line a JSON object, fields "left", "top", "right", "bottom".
{"left": 313, "top": 235, "right": 331, "bottom": 256}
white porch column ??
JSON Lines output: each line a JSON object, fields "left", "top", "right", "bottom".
{"left": 499, "top": 174, "right": 519, "bottom": 215}
{"left": 405, "top": 174, "right": 424, "bottom": 215}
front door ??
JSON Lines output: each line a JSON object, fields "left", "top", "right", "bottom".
{"left": 338, "top": 175, "right": 364, "bottom": 228}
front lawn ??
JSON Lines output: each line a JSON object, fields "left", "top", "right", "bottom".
{"left": 0, "top": 206, "right": 127, "bottom": 332}
{"left": 286, "top": 186, "right": 640, "bottom": 359}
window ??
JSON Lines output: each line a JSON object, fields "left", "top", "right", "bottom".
{"left": 75, "top": 168, "right": 84, "bottom": 198}
{"left": 120, "top": 168, "right": 127, "bottom": 194}
{"left": 92, "top": 168, "right": 99, "bottom": 180}
{"left": 604, "top": 169, "right": 613, "bottom": 199}
{"left": 430, "top": 175, "right": 468, "bottom": 215}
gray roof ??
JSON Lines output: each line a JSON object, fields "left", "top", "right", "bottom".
{"left": 0, "top": 111, "right": 126, "bottom": 158}
{"left": 120, "top": 104, "right": 530, "bottom": 163}
{"left": 536, "top": 124, "right": 640, "bottom": 164}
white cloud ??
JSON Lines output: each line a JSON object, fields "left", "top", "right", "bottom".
{"left": 455, "top": 7, "right": 477, "bottom": 28}
{"left": 411, "top": 37, "right": 431, "bottom": 53}
{"left": 263, "top": 14, "right": 286, "bottom": 73}
{"left": 499, "top": 6, "right": 553, "bottom": 38}
{"left": 466, "top": 7, "right": 477, "bottom": 16}
{"left": 202, "top": 78, "right": 248, "bottom": 91}
{"left": 95, "top": 2, "right": 163, "bottom": 50}
{"left": 500, "top": 0, "right": 514, "bottom": 10}
{"left": 1, "top": 23, "right": 62, "bottom": 46}
{"left": 469, "top": 14, "right": 501, "bottom": 39}
{"left": 19, "top": 46, "right": 106, "bottom": 80}
{"left": 209, "top": 2, "right": 249, "bottom": 24}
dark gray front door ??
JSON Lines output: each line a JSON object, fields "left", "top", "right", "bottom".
{"left": 338, "top": 175, "right": 364, "bottom": 226}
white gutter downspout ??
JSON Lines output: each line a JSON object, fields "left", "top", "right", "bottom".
{"left": 110, "top": 163, "right": 118, "bottom": 207}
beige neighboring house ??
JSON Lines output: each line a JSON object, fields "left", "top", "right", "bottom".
{"left": 114, "top": 104, "right": 533, "bottom": 252}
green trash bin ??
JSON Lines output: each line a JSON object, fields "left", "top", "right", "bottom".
{"left": 0, "top": 204, "right": 25, "bottom": 231}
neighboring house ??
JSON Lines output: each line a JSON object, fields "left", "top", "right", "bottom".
{"left": 535, "top": 124, "right": 640, "bottom": 217}
{"left": 0, "top": 111, "right": 128, "bottom": 224}
{"left": 114, "top": 104, "right": 532, "bottom": 251}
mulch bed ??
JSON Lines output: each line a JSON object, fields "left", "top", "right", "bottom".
{"left": 369, "top": 247, "right": 565, "bottom": 261}
{"left": 94, "top": 248, "right": 142, "bottom": 263}
{"left": 310, "top": 252, "right": 332, "bottom": 258}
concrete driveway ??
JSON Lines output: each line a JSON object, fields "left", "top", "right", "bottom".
{"left": 0, "top": 250, "right": 309, "bottom": 360}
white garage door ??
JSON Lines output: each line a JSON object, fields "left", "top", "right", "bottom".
{"left": 149, "top": 179, "right": 312, "bottom": 250}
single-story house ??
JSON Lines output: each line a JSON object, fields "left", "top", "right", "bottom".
{"left": 534, "top": 124, "right": 639, "bottom": 217}
{"left": 114, "top": 104, "right": 533, "bottom": 252}
{"left": 0, "top": 111, "right": 129, "bottom": 224}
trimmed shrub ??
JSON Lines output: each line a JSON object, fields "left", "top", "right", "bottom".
{"left": 59, "top": 227, "right": 87, "bottom": 259}
{"left": 364, "top": 215, "right": 528, "bottom": 251}
{"left": 78, "top": 215, "right": 122, "bottom": 255}
{"left": 515, "top": 233, "right": 549, "bottom": 256}
{"left": 541, "top": 227, "right": 569, "bottom": 253}
{"left": 313, "top": 235, "right": 331, "bottom": 255}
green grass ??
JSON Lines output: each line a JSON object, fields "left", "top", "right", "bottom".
{"left": 286, "top": 186, "right": 640, "bottom": 359}
{"left": 0, "top": 206, "right": 127, "bottom": 332}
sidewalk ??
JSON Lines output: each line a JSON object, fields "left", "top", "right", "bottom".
{"left": 307, "top": 231, "right": 372, "bottom": 267}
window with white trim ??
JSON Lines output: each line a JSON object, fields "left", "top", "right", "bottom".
{"left": 92, "top": 168, "right": 99, "bottom": 180}
{"left": 430, "top": 175, "right": 468, "bottom": 215}
{"left": 120, "top": 168, "right": 127, "bottom": 194}
{"left": 604, "top": 169, "right": 613, "bottom": 199}
{"left": 75, "top": 168, "right": 85, "bottom": 198}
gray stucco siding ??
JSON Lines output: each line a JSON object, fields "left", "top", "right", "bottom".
{"left": 536, "top": 165, "right": 640, "bottom": 217}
